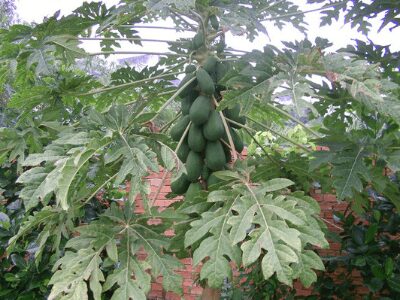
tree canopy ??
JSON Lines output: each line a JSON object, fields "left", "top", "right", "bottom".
{"left": 0, "top": 0, "right": 399, "bottom": 299}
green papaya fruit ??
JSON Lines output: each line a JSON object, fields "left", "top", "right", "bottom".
{"left": 185, "top": 182, "right": 202, "bottom": 200}
{"left": 224, "top": 104, "right": 240, "bottom": 120}
{"left": 177, "top": 141, "right": 190, "bottom": 162}
{"left": 203, "top": 110, "right": 225, "bottom": 141}
{"left": 201, "top": 165, "right": 210, "bottom": 180}
{"left": 189, "top": 95, "right": 211, "bottom": 125}
{"left": 230, "top": 128, "right": 244, "bottom": 153}
{"left": 205, "top": 140, "right": 226, "bottom": 171}
{"left": 216, "top": 61, "right": 229, "bottom": 83}
{"left": 192, "top": 32, "right": 204, "bottom": 49}
{"left": 203, "top": 56, "right": 218, "bottom": 74}
{"left": 185, "top": 64, "right": 197, "bottom": 73}
{"left": 209, "top": 15, "right": 219, "bottom": 31}
{"left": 222, "top": 142, "right": 232, "bottom": 163}
{"left": 182, "top": 89, "right": 198, "bottom": 115}
{"left": 232, "top": 116, "right": 246, "bottom": 129}
{"left": 170, "top": 173, "right": 190, "bottom": 195}
{"left": 196, "top": 68, "right": 215, "bottom": 95}
{"left": 224, "top": 104, "right": 245, "bottom": 129}
{"left": 178, "top": 73, "right": 196, "bottom": 98}
{"left": 188, "top": 124, "right": 206, "bottom": 152}
{"left": 170, "top": 115, "right": 190, "bottom": 141}
{"left": 186, "top": 151, "right": 203, "bottom": 181}
{"left": 223, "top": 127, "right": 244, "bottom": 153}
{"left": 181, "top": 95, "right": 193, "bottom": 115}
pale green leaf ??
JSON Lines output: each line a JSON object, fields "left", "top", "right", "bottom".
{"left": 263, "top": 178, "right": 294, "bottom": 192}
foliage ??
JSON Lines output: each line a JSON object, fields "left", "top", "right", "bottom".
{"left": 0, "top": 0, "right": 399, "bottom": 299}
{"left": 336, "top": 186, "right": 400, "bottom": 298}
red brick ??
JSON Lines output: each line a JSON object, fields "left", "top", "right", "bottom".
{"left": 151, "top": 283, "right": 163, "bottom": 291}
{"left": 165, "top": 292, "right": 181, "bottom": 300}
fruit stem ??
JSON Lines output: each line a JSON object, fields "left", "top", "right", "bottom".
{"left": 212, "top": 96, "right": 238, "bottom": 161}
{"left": 175, "top": 121, "right": 192, "bottom": 154}
{"left": 150, "top": 76, "right": 196, "bottom": 122}
{"left": 160, "top": 112, "right": 182, "bottom": 133}
{"left": 118, "top": 25, "right": 195, "bottom": 31}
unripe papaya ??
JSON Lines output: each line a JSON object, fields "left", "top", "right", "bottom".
{"left": 189, "top": 95, "right": 211, "bottom": 125}
{"left": 201, "top": 165, "right": 210, "bottom": 180}
{"left": 185, "top": 64, "right": 197, "bottom": 73}
{"left": 177, "top": 141, "right": 190, "bottom": 162}
{"left": 203, "top": 110, "right": 225, "bottom": 141}
{"left": 192, "top": 32, "right": 204, "bottom": 49}
{"left": 181, "top": 95, "right": 193, "bottom": 115}
{"left": 196, "top": 68, "right": 215, "bottom": 95}
{"left": 171, "top": 173, "right": 190, "bottom": 195}
{"left": 182, "top": 89, "right": 198, "bottom": 115}
{"left": 185, "top": 182, "right": 202, "bottom": 201}
{"left": 224, "top": 104, "right": 245, "bottom": 129}
{"left": 203, "top": 56, "right": 218, "bottom": 74}
{"left": 224, "top": 104, "right": 240, "bottom": 120}
{"left": 170, "top": 115, "right": 190, "bottom": 141}
{"left": 223, "top": 127, "right": 244, "bottom": 153}
{"left": 186, "top": 151, "right": 203, "bottom": 182}
{"left": 233, "top": 116, "right": 246, "bottom": 129}
{"left": 188, "top": 124, "right": 206, "bottom": 152}
{"left": 209, "top": 15, "right": 219, "bottom": 31}
{"left": 230, "top": 128, "right": 244, "bottom": 153}
{"left": 216, "top": 61, "right": 229, "bottom": 83}
{"left": 178, "top": 73, "right": 196, "bottom": 98}
{"left": 222, "top": 142, "right": 232, "bottom": 163}
{"left": 205, "top": 140, "right": 226, "bottom": 171}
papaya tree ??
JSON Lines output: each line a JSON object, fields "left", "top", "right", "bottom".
{"left": 0, "top": 0, "right": 399, "bottom": 299}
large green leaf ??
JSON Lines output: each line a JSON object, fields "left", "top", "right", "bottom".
{"left": 184, "top": 164, "right": 327, "bottom": 288}
{"left": 49, "top": 204, "right": 182, "bottom": 299}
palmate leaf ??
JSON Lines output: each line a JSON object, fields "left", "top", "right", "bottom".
{"left": 7, "top": 206, "right": 72, "bottom": 264}
{"left": 25, "top": 43, "right": 56, "bottom": 76}
{"left": 324, "top": 53, "right": 400, "bottom": 124}
{"left": 311, "top": 143, "right": 370, "bottom": 200}
{"left": 146, "top": 0, "right": 195, "bottom": 12}
{"left": 49, "top": 204, "right": 182, "bottom": 299}
{"left": 17, "top": 131, "right": 110, "bottom": 210}
{"left": 184, "top": 162, "right": 327, "bottom": 288}
{"left": 190, "top": 200, "right": 242, "bottom": 288}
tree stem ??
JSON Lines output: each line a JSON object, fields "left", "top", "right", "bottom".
{"left": 118, "top": 25, "right": 195, "bottom": 31}
{"left": 78, "top": 37, "right": 186, "bottom": 44}
{"left": 176, "top": 121, "right": 191, "bottom": 154}
{"left": 160, "top": 112, "right": 182, "bottom": 133}
{"left": 150, "top": 76, "right": 196, "bottom": 122}
{"left": 213, "top": 97, "right": 238, "bottom": 161}
{"left": 78, "top": 70, "right": 184, "bottom": 96}
{"left": 89, "top": 51, "right": 188, "bottom": 57}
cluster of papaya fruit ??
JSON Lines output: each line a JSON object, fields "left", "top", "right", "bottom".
{"left": 170, "top": 50, "right": 246, "bottom": 196}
